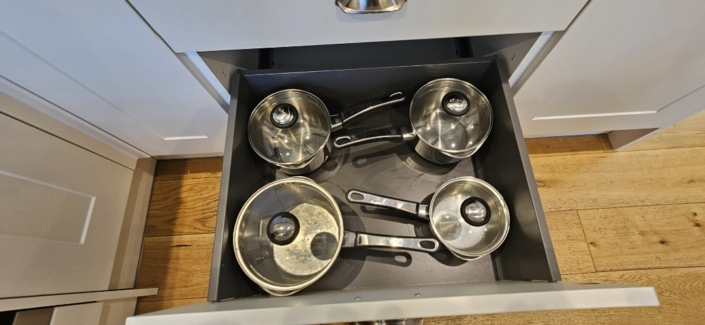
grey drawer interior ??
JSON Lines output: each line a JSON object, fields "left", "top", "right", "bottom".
{"left": 209, "top": 53, "right": 560, "bottom": 301}
{"left": 198, "top": 35, "right": 541, "bottom": 96}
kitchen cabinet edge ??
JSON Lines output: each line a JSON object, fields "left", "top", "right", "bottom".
{"left": 0, "top": 76, "right": 147, "bottom": 170}
{"left": 127, "top": 281, "right": 657, "bottom": 325}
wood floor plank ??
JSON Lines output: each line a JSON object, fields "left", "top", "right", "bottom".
{"left": 544, "top": 211, "right": 595, "bottom": 274}
{"left": 623, "top": 110, "right": 705, "bottom": 152}
{"left": 426, "top": 267, "right": 705, "bottom": 325}
{"left": 530, "top": 147, "right": 705, "bottom": 211}
{"left": 136, "top": 298, "right": 208, "bottom": 315}
{"left": 598, "top": 134, "right": 613, "bottom": 152}
{"left": 525, "top": 135, "right": 605, "bottom": 157}
{"left": 154, "top": 157, "right": 223, "bottom": 181}
{"left": 145, "top": 177, "right": 220, "bottom": 237}
{"left": 579, "top": 204, "right": 705, "bottom": 272}
{"left": 134, "top": 234, "right": 214, "bottom": 302}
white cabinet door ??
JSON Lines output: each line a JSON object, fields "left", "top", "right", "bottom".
{"left": 0, "top": 0, "right": 227, "bottom": 157}
{"left": 128, "top": 0, "right": 588, "bottom": 52}
{"left": 515, "top": 0, "right": 705, "bottom": 137}
{"left": 0, "top": 113, "right": 132, "bottom": 298}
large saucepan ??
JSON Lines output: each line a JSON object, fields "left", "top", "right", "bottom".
{"left": 233, "top": 177, "right": 440, "bottom": 296}
{"left": 248, "top": 90, "right": 405, "bottom": 175}
{"left": 333, "top": 78, "right": 493, "bottom": 164}
{"left": 346, "top": 177, "right": 509, "bottom": 260}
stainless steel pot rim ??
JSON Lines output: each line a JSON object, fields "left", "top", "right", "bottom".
{"left": 428, "top": 176, "right": 510, "bottom": 257}
{"left": 232, "top": 177, "right": 344, "bottom": 294}
{"left": 409, "top": 78, "right": 493, "bottom": 155}
{"left": 247, "top": 89, "right": 331, "bottom": 167}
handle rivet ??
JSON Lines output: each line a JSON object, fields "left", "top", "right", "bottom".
{"left": 354, "top": 297, "right": 361, "bottom": 301}
{"left": 414, "top": 293, "right": 421, "bottom": 297}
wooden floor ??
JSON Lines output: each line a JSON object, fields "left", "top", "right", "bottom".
{"left": 134, "top": 111, "right": 705, "bottom": 324}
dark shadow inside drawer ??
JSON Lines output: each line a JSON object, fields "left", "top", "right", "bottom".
{"left": 212, "top": 57, "right": 558, "bottom": 301}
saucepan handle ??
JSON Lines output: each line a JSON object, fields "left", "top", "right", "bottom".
{"left": 330, "top": 92, "right": 405, "bottom": 131}
{"left": 333, "top": 126, "right": 416, "bottom": 149}
{"left": 346, "top": 189, "right": 429, "bottom": 219}
{"left": 343, "top": 231, "right": 439, "bottom": 253}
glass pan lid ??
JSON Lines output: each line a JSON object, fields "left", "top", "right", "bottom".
{"left": 410, "top": 79, "right": 492, "bottom": 154}
{"left": 234, "top": 177, "right": 343, "bottom": 292}
{"left": 429, "top": 177, "right": 509, "bottom": 257}
{"left": 248, "top": 90, "right": 331, "bottom": 166}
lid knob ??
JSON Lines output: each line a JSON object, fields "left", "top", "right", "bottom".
{"left": 267, "top": 212, "right": 300, "bottom": 245}
{"left": 460, "top": 198, "right": 491, "bottom": 227}
{"left": 442, "top": 92, "right": 470, "bottom": 116}
{"left": 270, "top": 104, "right": 298, "bottom": 128}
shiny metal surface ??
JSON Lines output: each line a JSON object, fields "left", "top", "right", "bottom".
{"left": 346, "top": 190, "right": 419, "bottom": 216}
{"left": 249, "top": 90, "right": 331, "bottom": 167}
{"left": 412, "top": 140, "right": 469, "bottom": 164}
{"left": 346, "top": 177, "right": 510, "bottom": 260}
{"left": 274, "top": 141, "right": 331, "bottom": 175}
{"left": 250, "top": 90, "right": 405, "bottom": 174}
{"left": 235, "top": 178, "right": 444, "bottom": 296}
{"left": 270, "top": 104, "right": 298, "bottom": 127}
{"left": 333, "top": 126, "right": 415, "bottom": 149}
{"left": 332, "top": 78, "right": 492, "bottom": 164}
{"left": 233, "top": 177, "right": 344, "bottom": 295}
{"left": 267, "top": 214, "right": 298, "bottom": 244}
{"left": 443, "top": 93, "right": 468, "bottom": 113}
{"left": 343, "top": 231, "right": 439, "bottom": 253}
{"left": 429, "top": 177, "right": 510, "bottom": 259}
{"left": 336, "top": 0, "right": 407, "bottom": 14}
{"left": 331, "top": 92, "right": 405, "bottom": 131}
{"left": 464, "top": 201, "right": 487, "bottom": 224}
{"left": 410, "top": 78, "right": 493, "bottom": 156}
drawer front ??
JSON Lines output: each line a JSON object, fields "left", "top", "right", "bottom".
{"left": 128, "top": 0, "right": 587, "bottom": 52}
{"left": 127, "top": 281, "right": 658, "bottom": 325}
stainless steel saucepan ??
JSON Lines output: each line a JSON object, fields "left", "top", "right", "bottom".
{"left": 333, "top": 78, "right": 493, "bottom": 164}
{"left": 346, "top": 177, "right": 509, "bottom": 260}
{"left": 233, "top": 177, "right": 439, "bottom": 296}
{"left": 248, "top": 90, "right": 405, "bottom": 175}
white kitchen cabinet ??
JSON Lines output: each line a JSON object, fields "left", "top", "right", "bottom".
{"left": 0, "top": 112, "right": 133, "bottom": 298}
{"left": 515, "top": 0, "right": 705, "bottom": 137}
{"left": 128, "top": 0, "right": 587, "bottom": 52}
{"left": 0, "top": 0, "right": 227, "bottom": 157}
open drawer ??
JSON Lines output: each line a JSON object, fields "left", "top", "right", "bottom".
{"left": 128, "top": 56, "right": 657, "bottom": 324}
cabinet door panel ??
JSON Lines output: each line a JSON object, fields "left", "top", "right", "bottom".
{"left": 128, "top": 0, "right": 587, "bottom": 52}
{"left": 0, "top": 0, "right": 227, "bottom": 156}
{"left": 516, "top": 0, "right": 705, "bottom": 137}
{"left": 0, "top": 113, "right": 132, "bottom": 298}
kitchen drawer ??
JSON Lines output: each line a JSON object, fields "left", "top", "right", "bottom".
{"left": 127, "top": 57, "right": 657, "bottom": 324}
{"left": 128, "top": 0, "right": 587, "bottom": 52}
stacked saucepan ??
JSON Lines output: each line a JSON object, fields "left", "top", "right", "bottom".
{"left": 235, "top": 78, "right": 510, "bottom": 296}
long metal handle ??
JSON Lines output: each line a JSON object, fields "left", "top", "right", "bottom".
{"left": 343, "top": 231, "right": 439, "bottom": 253}
{"left": 330, "top": 92, "right": 405, "bottom": 131}
{"left": 336, "top": 0, "right": 407, "bottom": 14}
{"left": 333, "top": 126, "right": 416, "bottom": 149}
{"left": 346, "top": 189, "right": 429, "bottom": 219}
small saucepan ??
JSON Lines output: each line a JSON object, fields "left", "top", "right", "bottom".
{"left": 333, "top": 78, "right": 493, "bottom": 164}
{"left": 233, "top": 177, "right": 440, "bottom": 296}
{"left": 248, "top": 90, "right": 405, "bottom": 175}
{"left": 346, "top": 176, "right": 509, "bottom": 260}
